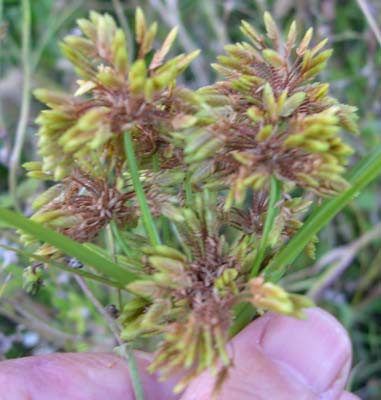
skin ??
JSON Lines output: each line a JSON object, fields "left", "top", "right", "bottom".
{"left": 0, "top": 308, "right": 360, "bottom": 400}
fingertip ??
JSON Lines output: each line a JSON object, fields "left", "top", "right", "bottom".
{"left": 234, "top": 307, "right": 352, "bottom": 396}
{"left": 0, "top": 352, "right": 178, "bottom": 400}
{"left": 339, "top": 392, "right": 361, "bottom": 400}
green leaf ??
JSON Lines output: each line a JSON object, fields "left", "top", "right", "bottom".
{"left": 0, "top": 207, "right": 137, "bottom": 285}
{"left": 0, "top": 243, "right": 125, "bottom": 289}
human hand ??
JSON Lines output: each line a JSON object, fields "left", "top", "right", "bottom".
{"left": 0, "top": 308, "right": 359, "bottom": 400}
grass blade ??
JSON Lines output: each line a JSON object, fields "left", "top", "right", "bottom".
{"left": 0, "top": 244, "right": 126, "bottom": 289}
{"left": 0, "top": 207, "right": 137, "bottom": 285}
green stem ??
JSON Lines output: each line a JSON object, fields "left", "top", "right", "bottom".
{"left": 74, "top": 277, "right": 143, "bottom": 400}
{"left": 185, "top": 172, "right": 193, "bottom": 207}
{"left": 8, "top": 0, "right": 31, "bottom": 211}
{"left": 126, "top": 347, "right": 145, "bottom": 400}
{"left": 162, "top": 217, "right": 171, "bottom": 244}
{"left": 152, "top": 153, "right": 172, "bottom": 244}
{"left": 0, "top": 0, "right": 3, "bottom": 25}
{"left": 74, "top": 275, "right": 123, "bottom": 345}
{"left": 231, "top": 177, "right": 282, "bottom": 337}
{"left": 124, "top": 131, "right": 161, "bottom": 246}
{"left": 114, "top": 345, "right": 145, "bottom": 400}
{"left": 152, "top": 153, "right": 160, "bottom": 172}
{"left": 110, "top": 220, "right": 133, "bottom": 258}
{"left": 106, "top": 225, "right": 117, "bottom": 262}
{"left": 250, "top": 176, "right": 282, "bottom": 278}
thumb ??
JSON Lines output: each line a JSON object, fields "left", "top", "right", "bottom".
{"left": 181, "top": 308, "right": 357, "bottom": 400}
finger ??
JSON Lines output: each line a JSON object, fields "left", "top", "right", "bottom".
{"left": 339, "top": 392, "right": 361, "bottom": 400}
{"left": 181, "top": 308, "right": 352, "bottom": 400}
{"left": 0, "top": 352, "right": 179, "bottom": 400}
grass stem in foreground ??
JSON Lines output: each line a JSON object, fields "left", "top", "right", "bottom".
{"left": 124, "top": 131, "right": 161, "bottom": 247}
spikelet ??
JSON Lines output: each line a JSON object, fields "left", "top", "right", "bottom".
{"left": 250, "top": 276, "right": 314, "bottom": 318}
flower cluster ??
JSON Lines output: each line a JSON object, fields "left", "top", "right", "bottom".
{"left": 181, "top": 13, "right": 358, "bottom": 206}
{"left": 26, "top": 9, "right": 198, "bottom": 181}
{"left": 23, "top": 9, "right": 358, "bottom": 395}
{"left": 120, "top": 192, "right": 254, "bottom": 391}
{"left": 24, "top": 9, "right": 196, "bottom": 258}
{"left": 21, "top": 171, "right": 136, "bottom": 257}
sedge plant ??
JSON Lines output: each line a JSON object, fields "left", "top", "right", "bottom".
{"left": 2, "top": 7, "right": 381, "bottom": 397}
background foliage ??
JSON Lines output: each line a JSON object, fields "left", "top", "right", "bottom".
{"left": 0, "top": 0, "right": 380, "bottom": 398}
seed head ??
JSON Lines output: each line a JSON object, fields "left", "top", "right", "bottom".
{"left": 180, "top": 13, "right": 358, "bottom": 207}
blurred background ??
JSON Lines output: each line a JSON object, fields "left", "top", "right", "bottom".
{"left": 0, "top": 0, "right": 380, "bottom": 398}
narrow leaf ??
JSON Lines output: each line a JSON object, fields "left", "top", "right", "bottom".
{"left": 0, "top": 207, "right": 137, "bottom": 285}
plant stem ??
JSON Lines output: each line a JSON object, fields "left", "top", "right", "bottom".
{"left": 8, "top": 0, "right": 31, "bottom": 211}
{"left": 185, "top": 172, "right": 193, "bottom": 207}
{"left": 230, "top": 177, "right": 282, "bottom": 336}
{"left": 126, "top": 347, "right": 145, "bottom": 400}
{"left": 0, "top": 0, "right": 5, "bottom": 132}
{"left": 110, "top": 220, "right": 132, "bottom": 257}
{"left": 106, "top": 224, "right": 117, "bottom": 262}
{"left": 75, "top": 275, "right": 145, "bottom": 400}
{"left": 124, "top": 131, "right": 161, "bottom": 246}
{"left": 74, "top": 275, "right": 145, "bottom": 400}
{"left": 250, "top": 176, "right": 282, "bottom": 278}
{"left": 152, "top": 153, "right": 172, "bottom": 244}
{"left": 74, "top": 275, "right": 122, "bottom": 345}
{"left": 113, "top": 344, "right": 145, "bottom": 400}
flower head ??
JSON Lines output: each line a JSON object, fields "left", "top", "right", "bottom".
{"left": 119, "top": 192, "right": 256, "bottom": 391}
{"left": 31, "top": 9, "right": 199, "bottom": 181}
{"left": 22, "top": 171, "right": 137, "bottom": 258}
{"left": 181, "top": 13, "right": 358, "bottom": 206}
{"left": 117, "top": 190, "right": 314, "bottom": 391}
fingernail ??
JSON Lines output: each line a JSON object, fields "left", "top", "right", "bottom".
{"left": 259, "top": 308, "right": 351, "bottom": 393}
